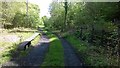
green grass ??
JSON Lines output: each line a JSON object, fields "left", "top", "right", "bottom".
{"left": 0, "top": 42, "right": 17, "bottom": 64}
{"left": 0, "top": 29, "right": 40, "bottom": 65}
{"left": 41, "top": 32, "right": 64, "bottom": 66}
{"left": 31, "top": 34, "right": 41, "bottom": 46}
{"left": 65, "top": 34, "right": 119, "bottom": 66}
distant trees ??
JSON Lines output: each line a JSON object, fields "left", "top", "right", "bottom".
{"left": 46, "top": 2, "right": 65, "bottom": 31}
{"left": 12, "top": 3, "right": 40, "bottom": 28}
{"left": 0, "top": 1, "right": 40, "bottom": 29}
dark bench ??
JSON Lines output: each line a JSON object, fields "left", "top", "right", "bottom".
{"left": 18, "top": 33, "right": 40, "bottom": 50}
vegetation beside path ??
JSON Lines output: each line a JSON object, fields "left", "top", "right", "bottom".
{"left": 0, "top": 28, "right": 41, "bottom": 65}
{"left": 43, "top": 1, "right": 120, "bottom": 66}
{"left": 65, "top": 34, "right": 119, "bottom": 66}
{"left": 41, "top": 31, "right": 64, "bottom": 66}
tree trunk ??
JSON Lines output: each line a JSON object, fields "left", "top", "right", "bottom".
{"left": 64, "top": 1, "right": 68, "bottom": 32}
{"left": 26, "top": 0, "right": 29, "bottom": 27}
{"left": 101, "top": 29, "right": 105, "bottom": 46}
{"left": 117, "top": 25, "right": 120, "bottom": 66}
{"left": 90, "top": 24, "right": 94, "bottom": 43}
{"left": 80, "top": 27, "right": 83, "bottom": 39}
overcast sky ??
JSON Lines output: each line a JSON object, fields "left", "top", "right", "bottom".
{"left": 29, "top": 0, "right": 52, "bottom": 17}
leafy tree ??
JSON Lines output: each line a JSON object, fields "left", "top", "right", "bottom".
{"left": 46, "top": 1, "right": 120, "bottom": 50}
{"left": 0, "top": 1, "right": 40, "bottom": 29}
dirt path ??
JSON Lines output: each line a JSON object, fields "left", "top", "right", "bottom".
{"left": 2, "top": 35, "right": 49, "bottom": 66}
{"left": 1, "top": 30, "right": 83, "bottom": 67}
{"left": 59, "top": 37, "right": 83, "bottom": 66}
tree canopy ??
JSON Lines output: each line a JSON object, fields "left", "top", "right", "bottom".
{"left": 44, "top": 1, "right": 120, "bottom": 49}
{"left": 0, "top": 1, "right": 40, "bottom": 28}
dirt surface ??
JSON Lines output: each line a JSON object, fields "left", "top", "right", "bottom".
{"left": 59, "top": 37, "right": 83, "bottom": 67}
{"left": 2, "top": 35, "right": 49, "bottom": 67}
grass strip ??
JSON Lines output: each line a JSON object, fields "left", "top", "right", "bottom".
{"left": 41, "top": 32, "right": 64, "bottom": 66}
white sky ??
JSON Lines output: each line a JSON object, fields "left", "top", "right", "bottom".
{"left": 29, "top": 0, "right": 52, "bottom": 18}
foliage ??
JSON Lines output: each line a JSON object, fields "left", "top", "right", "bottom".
{"left": 0, "top": 1, "right": 40, "bottom": 28}
{"left": 44, "top": 1, "right": 120, "bottom": 66}
{"left": 65, "top": 34, "right": 119, "bottom": 66}
{"left": 45, "top": 1, "right": 119, "bottom": 48}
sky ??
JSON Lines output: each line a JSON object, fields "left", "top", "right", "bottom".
{"left": 29, "top": 0, "right": 52, "bottom": 18}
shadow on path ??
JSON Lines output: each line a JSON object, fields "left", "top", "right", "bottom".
{"left": 2, "top": 35, "right": 49, "bottom": 67}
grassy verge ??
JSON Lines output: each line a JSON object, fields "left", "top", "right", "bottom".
{"left": 65, "top": 34, "right": 119, "bottom": 66}
{"left": 31, "top": 34, "right": 41, "bottom": 46}
{"left": 41, "top": 32, "right": 64, "bottom": 66}
{"left": 0, "top": 29, "right": 41, "bottom": 65}
{"left": 0, "top": 42, "right": 16, "bottom": 65}
{"left": 0, "top": 32, "right": 34, "bottom": 64}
